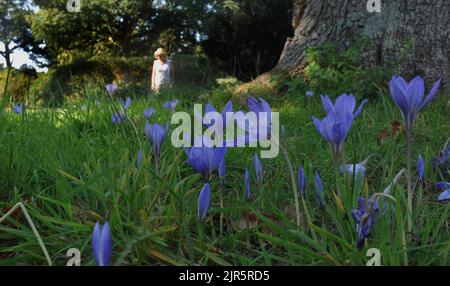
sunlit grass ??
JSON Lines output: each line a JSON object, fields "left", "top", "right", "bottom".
{"left": 0, "top": 83, "right": 448, "bottom": 266}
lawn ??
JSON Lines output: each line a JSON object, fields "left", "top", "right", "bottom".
{"left": 0, "top": 80, "right": 449, "bottom": 266}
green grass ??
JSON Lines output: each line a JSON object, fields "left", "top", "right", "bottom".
{"left": 0, "top": 82, "right": 449, "bottom": 266}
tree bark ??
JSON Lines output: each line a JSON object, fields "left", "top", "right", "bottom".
{"left": 275, "top": 0, "right": 450, "bottom": 84}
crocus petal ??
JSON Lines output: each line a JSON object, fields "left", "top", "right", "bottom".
{"left": 353, "top": 99, "right": 369, "bottom": 118}
{"left": 198, "top": 183, "right": 211, "bottom": 222}
{"left": 438, "top": 190, "right": 450, "bottom": 202}
{"left": 405, "top": 76, "right": 425, "bottom": 112}
{"left": 92, "top": 222, "right": 101, "bottom": 264}
{"left": 335, "top": 94, "right": 356, "bottom": 117}
{"left": 321, "top": 95, "right": 335, "bottom": 114}
{"left": 100, "top": 222, "right": 112, "bottom": 266}
{"left": 245, "top": 167, "right": 251, "bottom": 200}
{"left": 390, "top": 76, "right": 409, "bottom": 116}
{"left": 298, "top": 165, "right": 306, "bottom": 195}
{"left": 254, "top": 154, "right": 263, "bottom": 183}
{"left": 419, "top": 78, "right": 441, "bottom": 111}
{"left": 143, "top": 108, "right": 156, "bottom": 119}
{"left": 248, "top": 96, "right": 260, "bottom": 113}
{"left": 418, "top": 154, "right": 425, "bottom": 182}
{"left": 205, "top": 103, "right": 217, "bottom": 114}
{"left": 314, "top": 171, "right": 324, "bottom": 208}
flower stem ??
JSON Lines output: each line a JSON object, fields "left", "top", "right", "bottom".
{"left": 406, "top": 129, "right": 413, "bottom": 233}
{"left": 332, "top": 150, "right": 341, "bottom": 197}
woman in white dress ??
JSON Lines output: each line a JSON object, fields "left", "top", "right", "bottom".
{"left": 151, "top": 48, "right": 174, "bottom": 92}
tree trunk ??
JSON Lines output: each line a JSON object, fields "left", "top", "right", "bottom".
{"left": 275, "top": 0, "right": 450, "bottom": 84}
{"left": 1, "top": 44, "right": 13, "bottom": 69}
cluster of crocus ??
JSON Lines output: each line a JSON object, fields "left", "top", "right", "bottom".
{"left": 436, "top": 182, "right": 450, "bottom": 202}
{"left": 351, "top": 198, "right": 379, "bottom": 250}
{"left": 12, "top": 103, "right": 23, "bottom": 114}
{"left": 198, "top": 183, "right": 211, "bottom": 222}
{"left": 312, "top": 94, "right": 368, "bottom": 159}
{"left": 92, "top": 221, "right": 112, "bottom": 266}
{"left": 145, "top": 122, "right": 168, "bottom": 158}
{"left": 164, "top": 99, "right": 179, "bottom": 113}
{"left": 389, "top": 76, "right": 441, "bottom": 131}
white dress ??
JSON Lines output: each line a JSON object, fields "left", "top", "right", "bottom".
{"left": 153, "top": 59, "right": 172, "bottom": 90}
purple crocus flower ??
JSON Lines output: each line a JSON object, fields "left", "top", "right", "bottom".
{"left": 351, "top": 198, "right": 379, "bottom": 250}
{"left": 106, "top": 83, "right": 118, "bottom": 95}
{"left": 164, "top": 99, "right": 179, "bottom": 113}
{"left": 143, "top": 107, "right": 156, "bottom": 119}
{"left": 92, "top": 221, "right": 112, "bottom": 266}
{"left": 389, "top": 76, "right": 441, "bottom": 130}
{"left": 185, "top": 146, "right": 227, "bottom": 178}
{"left": 341, "top": 163, "right": 366, "bottom": 181}
{"left": 436, "top": 182, "right": 450, "bottom": 202}
{"left": 248, "top": 96, "right": 272, "bottom": 137}
{"left": 145, "top": 122, "right": 167, "bottom": 157}
{"left": 306, "top": 90, "right": 314, "bottom": 99}
{"left": 245, "top": 167, "right": 251, "bottom": 200}
{"left": 199, "top": 101, "right": 234, "bottom": 129}
{"left": 198, "top": 183, "right": 211, "bottom": 222}
{"left": 298, "top": 165, "right": 306, "bottom": 195}
{"left": 118, "top": 97, "right": 131, "bottom": 110}
{"left": 312, "top": 94, "right": 368, "bottom": 157}
{"left": 314, "top": 171, "right": 324, "bottom": 208}
{"left": 12, "top": 103, "right": 23, "bottom": 114}
{"left": 320, "top": 94, "right": 368, "bottom": 119}
{"left": 112, "top": 110, "right": 126, "bottom": 124}
{"left": 418, "top": 154, "right": 425, "bottom": 183}
{"left": 136, "top": 150, "right": 143, "bottom": 168}
{"left": 254, "top": 154, "right": 263, "bottom": 183}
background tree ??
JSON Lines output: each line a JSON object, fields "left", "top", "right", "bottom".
{"left": 201, "top": 0, "right": 292, "bottom": 80}
{"left": 0, "top": 0, "right": 47, "bottom": 69}
{"left": 275, "top": 0, "right": 450, "bottom": 84}
{"left": 30, "top": 0, "right": 195, "bottom": 64}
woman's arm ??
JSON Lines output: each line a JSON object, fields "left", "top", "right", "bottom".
{"left": 151, "top": 63, "right": 156, "bottom": 90}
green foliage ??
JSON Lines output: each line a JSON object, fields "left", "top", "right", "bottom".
{"left": 0, "top": 0, "right": 48, "bottom": 68}
{"left": 0, "top": 67, "right": 37, "bottom": 103}
{"left": 21, "top": 54, "right": 221, "bottom": 105}
{"left": 201, "top": 0, "right": 293, "bottom": 80}
{"left": 302, "top": 42, "right": 390, "bottom": 100}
